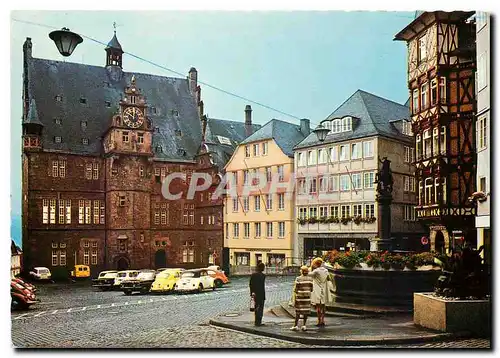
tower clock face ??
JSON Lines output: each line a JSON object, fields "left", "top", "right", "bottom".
{"left": 123, "top": 107, "right": 144, "bottom": 128}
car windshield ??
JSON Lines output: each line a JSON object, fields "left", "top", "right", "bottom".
{"left": 100, "top": 272, "right": 116, "bottom": 278}
{"left": 117, "top": 272, "right": 127, "bottom": 278}
{"left": 38, "top": 269, "right": 49, "bottom": 274}
{"left": 137, "top": 272, "right": 155, "bottom": 280}
{"left": 157, "top": 271, "right": 171, "bottom": 278}
{"left": 181, "top": 272, "right": 200, "bottom": 278}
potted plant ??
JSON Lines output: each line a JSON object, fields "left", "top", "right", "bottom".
{"left": 353, "top": 216, "right": 363, "bottom": 225}
{"left": 340, "top": 217, "right": 351, "bottom": 225}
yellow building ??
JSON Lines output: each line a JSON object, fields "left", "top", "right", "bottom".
{"left": 224, "top": 119, "right": 310, "bottom": 274}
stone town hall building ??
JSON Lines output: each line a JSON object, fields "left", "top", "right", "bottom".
{"left": 21, "top": 33, "right": 252, "bottom": 277}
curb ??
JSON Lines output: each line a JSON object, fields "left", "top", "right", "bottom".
{"left": 209, "top": 319, "right": 471, "bottom": 346}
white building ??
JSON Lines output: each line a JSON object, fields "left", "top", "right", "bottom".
{"left": 475, "top": 12, "right": 490, "bottom": 264}
{"left": 293, "top": 90, "right": 424, "bottom": 261}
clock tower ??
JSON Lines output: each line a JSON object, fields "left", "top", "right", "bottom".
{"left": 104, "top": 75, "right": 154, "bottom": 270}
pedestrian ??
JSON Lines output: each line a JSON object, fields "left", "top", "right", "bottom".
{"left": 291, "top": 265, "right": 314, "bottom": 331}
{"left": 249, "top": 262, "right": 266, "bottom": 326}
{"left": 309, "top": 257, "right": 329, "bottom": 327}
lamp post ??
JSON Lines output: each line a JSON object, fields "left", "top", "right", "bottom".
{"left": 49, "top": 27, "right": 83, "bottom": 57}
{"left": 312, "top": 124, "right": 330, "bottom": 143}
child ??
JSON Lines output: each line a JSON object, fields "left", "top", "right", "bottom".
{"left": 291, "top": 266, "right": 314, "bottom": 331}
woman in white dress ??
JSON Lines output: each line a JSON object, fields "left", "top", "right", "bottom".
{"left": 309, "top": 257, "right": 329, "bottom": 327}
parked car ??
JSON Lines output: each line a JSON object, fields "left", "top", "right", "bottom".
{"left": 92, "top": 271, "right": 118, "bottom": 291}
{"left": 113, "top": 270, "right": 140, "bottom": 288}
{"left": 206, "top": 268, "right": 230, "bottom": 288}
{"left": 71, "top": 265, "right": 90, "bottom": 280}
{"left": 150, "top": 268, "right": 184, "bottom": 294}
{"left": 121, "top": 270, "right": 157, "bottom": 295}
{"left": 174, "top": 269, "right": 215, "bottom": 293}
{"left": 11, "top": 280, "right": 37, "bottom": 310}
{"left": 29, "top": 267, "right": 52, "bottom": 281}
{"left": 13, "top": 277, "right": 37, "bottom": 293}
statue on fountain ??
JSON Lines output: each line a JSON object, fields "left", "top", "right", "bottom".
{"left": 375, "top": 157, "right": 393, "bottom": 195}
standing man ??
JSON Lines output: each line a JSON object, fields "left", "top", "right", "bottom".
{"left": 249, "top": 262, "right": 266, "bottom": 326}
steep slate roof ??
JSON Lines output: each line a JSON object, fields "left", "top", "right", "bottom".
{"left": 24, "top": 99, "right": 43, "bottom": 126}
{"left": 241, "top": 119, "right": 310, "bottom": 157}
{"left": 204, "top": 117, "right": 261, "bottom": 169}
{"left": 106, "top": 33, "right": 122, "bottom": 51}
{"left": 25, "top": 54, "right": 201, "bottom": 162}
{"left": 294, "top": 89, "right": 411, "bottom": 150}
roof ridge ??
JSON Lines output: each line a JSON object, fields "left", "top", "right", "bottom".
{"left": 357, "top": 89, "right": 408, "bottom": 108}
{"left": 30, "top": 57, "right": 187, "bottom": 82}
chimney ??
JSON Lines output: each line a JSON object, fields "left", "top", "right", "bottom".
{"left": 188, "top": 67, "right": 198, "bottom": 94}
{"left": 300, "top": 118, "right": 310, "bottom": 135}
{"left": 245, "top": 105, "right": 253, "bottom": 137}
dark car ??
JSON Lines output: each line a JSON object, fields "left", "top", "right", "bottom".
{"left": 121, "top": 270, "right": 157, "bottom": 295}
{"left": 92, "top": 271, "right": 119, "bottom": 291}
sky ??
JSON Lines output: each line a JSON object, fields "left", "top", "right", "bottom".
{"left": 10, "top": 10, "right": 416, "bottom": 245}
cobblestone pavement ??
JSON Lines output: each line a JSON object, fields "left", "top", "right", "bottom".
{"left": 11, "top": 276, "right": 490, "bottom": 349}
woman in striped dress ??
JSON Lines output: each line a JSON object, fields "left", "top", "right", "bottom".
{"left": 291, "top": 266, "right": 314, "bottom": 331}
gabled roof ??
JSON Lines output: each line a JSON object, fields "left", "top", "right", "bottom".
{"left": 26, "top": 55, "right": 201, "bottom": 161}
{"left": 294, "top": 89, "right": 411, "bottom": 150}
{"left": 203, "top": 117, "right": 261, "bottom": 169}
{"left": 241, "top": 119, "right": 310, "bottom": 157}
{"left": 11, "top": 240, "right": 22, "bottom": 255}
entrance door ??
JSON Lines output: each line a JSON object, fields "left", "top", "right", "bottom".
{"left": 155, "top": 249, "right": 167, "bottom": 269}
{"left": 116, "top": 257, "right": 129, "bottom": 271}
{"left": 435, "top": 231, "right": 445, "bottom": 254}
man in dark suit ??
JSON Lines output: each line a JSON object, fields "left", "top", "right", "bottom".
{"left": 249, "top": 262, "right": 266, "bottom": 326}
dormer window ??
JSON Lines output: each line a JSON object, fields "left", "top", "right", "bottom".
{"left": 151, "top": 106, "right": 157, "bottom": 114}
{"left": 54, "top": 118, "right": 62, "bottom": 125}
{"left": 80, "top": 97, "right": 87, "bottom": 105}
{"left": 156, "top": 145, "right": 163, "bottom": 153}
{"left": 81, "top": 121, "right": 87, "bottom": 129}
{"left": 105, "top": 101, "right": 111, "bottom": 108}
{"left": 82, "top": 138, "right": 89, "bottom": 145}
{"left": 155, "top": 127, "right": 160, "bottom": 133}
{"left": 341, "top": 117, "right": 352, "bottom": 132}
{"left": 55, "top": 95, "right": 62, "bottom": 102}
{"left": 175, "top": 130, "right": 182, "bottom": 137}
{"left": 171, "top": 110, "right": 179, "bottom": 117}
{"left": 54, "top": 136, "right": 62, "bottom": 143}
{"left": 177, "top": 148, "right": 186, "bottom": 156}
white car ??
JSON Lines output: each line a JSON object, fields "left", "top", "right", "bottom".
{"left": 29, "top": 267, "right": 52, "bottom": 281}
{"left": 174, "top": 269, "right": 215, "bottom": 293}
{"left": 113, "top": 270, "right": 139, "bottom": 288}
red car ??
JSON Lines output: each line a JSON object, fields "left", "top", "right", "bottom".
{"left": 13, "top": 277, "right": 37, "bottom": 293}
{"left": 11, "top": 280, "right": 37, "bottom": 310}
{"left": 206, "top": 267, "right": 230, "bottom": 288}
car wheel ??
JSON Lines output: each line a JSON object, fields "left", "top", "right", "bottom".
{"left": 215, "top": 279, "right": 223, "bottom": 288}
{"left": 198, "top": 284, "right": 203, "bottom": 293}
{"left": 124, "top": 290, "right": 132, "bottom": 296}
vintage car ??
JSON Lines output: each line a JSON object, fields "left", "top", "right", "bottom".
{"left": 150, "top": 268, "right": 184, "bottom": 294}
{"left": 11, "top": 280, "right": 37, "bottom": 310}
{"left": 13, "top": 278, "right": 37, "bottom": 293}
{"left": 174, "top": 269, "right": 215, "bottom": 293}
{"left": 71, "top": 265, "right": 91, "bottom": 280}
{"left": 113, "top": 270, "right": 140, "bottom": 288}
{"left": 206, "top": 268, "right": 230, "bottom": 288}
{"left": 121, "top": 270, "right": 157, "bottom": 295}
{"left": 92, "top": 271, "right": 119, "bottom": 291}
{"left": 29, "top": 267, "right": 52, "bottom": 281}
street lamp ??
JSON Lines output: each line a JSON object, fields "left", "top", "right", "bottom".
{"left": 49, "top": 27, "right": 83, "bottom": 57}
{"left": 313, "top": 123, "right": 330, "bottom": 142}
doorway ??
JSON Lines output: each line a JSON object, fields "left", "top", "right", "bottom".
{"left": 155, "top": 249, "right": 167, "bottom": 269}
{"left": 255, "top": 253, "right": 262, "bottom": 265}
{"left": 435, "top": 231, "right": 445, "bottom": 254}
{"left": 116, "top": 257, "right": 129, "bottom": 271}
